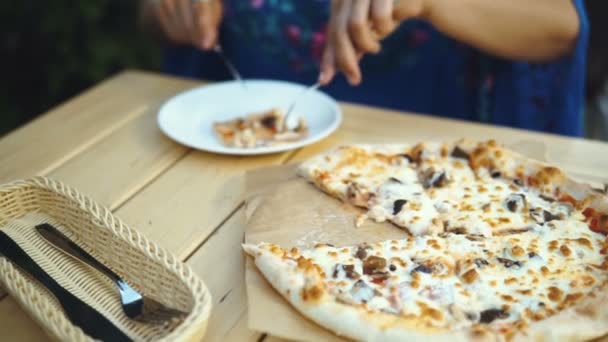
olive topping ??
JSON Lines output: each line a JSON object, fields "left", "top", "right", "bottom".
{"left": 490, "top": 171, "right": 502, "bottom": 179}
{"left": 528, "top": 252, "right": 539, "bottom": 258}
{"left": 479, "top": 309, "right": 509, "bottom": 324}
{"left": 513, "top": 179, "right": 524, "bottom": 186}
{"left": 411, "top": 264, "right": 432, "bottom": 274}
{"left": 389, "top": 264, "right": 397, "bottom": 272}
{"left": 543, "top": 210, "right": 560, "bottom": 222}
{"left": 389, "top": 177, "right": 403, "bottom": 184}
{"left": 450, "top": 146, "right": 469, "bottom": 160}
{"left": 363, "top": 256, "right": 387, "bottom": 275}
{"left": 505, "top": 193, "right": 526, "bottom": 213}
{"left": 506, "top": 200, "right": 517, "bottom": 212}
{"left": 355, "top": 246, "right": 368, "bottom": 260}
{"left": 393, "top": 199, "right": 408, "bottom": 215}
{"left": 497, "top": 257, "right": 522, "bottom": 268}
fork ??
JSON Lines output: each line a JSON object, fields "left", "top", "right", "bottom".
{"left": 213, "top": 44, "right": 247, "bottom": 89}
{"left": 35, "top": 223, "right": 188, "bottom": 324}
{"left": 281, "top": 81, "right": 321, "bottom": 132}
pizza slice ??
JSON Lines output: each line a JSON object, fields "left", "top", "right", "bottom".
{"left": 245, "top": 220, "right": 608, "bottom": 341}
{"left": 297, "top": 140, "right": 608, "bottom": 238}
{"left": 213, "top": 108, "right": 307, "bottom": 148}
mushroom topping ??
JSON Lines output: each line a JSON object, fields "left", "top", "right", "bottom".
{"left": 496, "top": 257, "right": 522, "bottom": 269}
{"left": 451, "top": 146, "right": 469, "bottom": 160}
{"left": 420, "top": 168, "right": 448, "bottom": 189}
{"left": 393, "top": 199, "right": 408, "bottom": 215}
{"left": 539, "top": 194, "right": 555, "bottom": 203}
{"left": 349, "top": 280, "right": 375, "bottom": 304}
{"left": 530, "top": 208, "right": 560, "bottom": 224}
{"left": 363, "top": 256, "right": 387, "bottom": 275}
{"left": 543, "top": 210, "right": 560, "bottom": 222}
{"left": 479, "top": 309, "right": 509, "bottom": 324}
{"left": 473, "top": 258, "right": 490, "bottom": 268}
{"left": 333, "top": 264, "right": 360, "bottom": 280}
{"left": 504, "top": 193, "right": 526, "bottom": 212}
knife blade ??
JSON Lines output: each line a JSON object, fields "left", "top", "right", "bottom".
{"left": 0, "top": 231, "right": 131, "bottom": 342}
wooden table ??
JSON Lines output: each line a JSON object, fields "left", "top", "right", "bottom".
{"left": 1, "top": 70, "right": 608, "bottom": 342}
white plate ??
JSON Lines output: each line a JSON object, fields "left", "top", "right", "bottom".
{"left": 157, "top": 80, "right": 342, "bottom": 155}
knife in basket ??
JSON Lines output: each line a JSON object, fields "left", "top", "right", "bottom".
{"left": 0, "top": 231, "right": 132, "bottom": 342}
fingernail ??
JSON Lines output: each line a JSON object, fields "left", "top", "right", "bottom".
{"left": 202, "top": 36, "right": 213, "bottom": 49}
{"left": 318, "top": 72, "right": 327, "bottom": 85}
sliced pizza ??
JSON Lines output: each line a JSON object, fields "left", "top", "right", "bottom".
{"left": 297, "top": 140, "right": 608, "bottom": 237}
{"left": 245, "top": 217, "right": 608, "bottom": 340}
{"left": 246, "top": 139, "right": 608, "bottom": 341}
{"left": 213, "top": 108, "right": 307, "bottom": 148}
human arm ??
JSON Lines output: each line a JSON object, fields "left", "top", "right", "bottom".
{"left": 320, "top": 0, "right": 581, "bottom": 85}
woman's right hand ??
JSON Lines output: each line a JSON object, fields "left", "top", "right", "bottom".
{"left": 153, "top": 0, "right": 223, "bottom": 50}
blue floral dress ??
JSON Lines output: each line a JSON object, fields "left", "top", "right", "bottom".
{"left": 162, "top": 0, "right": 589, "bottom": 137}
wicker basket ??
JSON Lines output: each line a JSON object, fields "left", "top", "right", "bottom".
{"left": 0, "top": 177, "right": 212, "bottom": 341}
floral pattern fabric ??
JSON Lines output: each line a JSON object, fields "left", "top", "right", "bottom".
{"left": 163, "top": 0, "right": 588, "bottom": 136}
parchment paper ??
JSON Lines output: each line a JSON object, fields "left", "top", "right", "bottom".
{"left": 242, "top": 141, "right": 605, "bottom": 341}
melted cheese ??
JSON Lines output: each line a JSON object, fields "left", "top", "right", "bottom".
{"left": 289, "top": 140, "right": 608, "bottom": 334}
{"left": 255, "top": 218, "right": 605, "bottom": 332}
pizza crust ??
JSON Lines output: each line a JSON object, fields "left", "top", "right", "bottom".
{"left": 243, "top": 244, "right": 481, "bottom": 342}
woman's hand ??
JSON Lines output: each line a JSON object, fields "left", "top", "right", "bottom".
{"left": 150, "top": 0, "right": 223, "bottom": 50}
{"left": 320, "top": 0, "right": 579, "bottom": 86}
{"left": 320, "top": 0, "right": 427, "bottom": 85}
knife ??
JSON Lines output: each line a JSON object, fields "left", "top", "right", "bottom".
{"left": 0, "top": 231, "right": 132, "bottom": 342}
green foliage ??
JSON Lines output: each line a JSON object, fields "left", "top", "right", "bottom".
{"left": 0, "top": 1, "right": 161, "bottom": 135}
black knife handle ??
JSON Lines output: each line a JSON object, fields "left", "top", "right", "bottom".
{"left": 0, "top": 231, "right": 131, "bottom": 342}
{"left": 36, "top": 224, "right": 121, "bottom": 283}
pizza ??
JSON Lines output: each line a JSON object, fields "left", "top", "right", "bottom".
{"left": 244, "top": 139, "right": 608, "bottom": 341}
{"left": 213, "top": 108, "right": 307, "bottom": 148}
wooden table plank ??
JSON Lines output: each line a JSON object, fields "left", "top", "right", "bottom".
{"left": 222, "top": 312, "right": 261, "bottom": 342}
{"left": 0, "top": 71, "right": 198, "bottom": 184}
{"left": 185, "top": 209, "right": 262, "bottom": 342}
{"left": 0, "top": 297, "right": 48, "bottom": 341}
{"left": 115, "top": 150, "right": 293, "bottom": 260}
{"left": 48, "top": 104, "right": 189, "bottom": 209}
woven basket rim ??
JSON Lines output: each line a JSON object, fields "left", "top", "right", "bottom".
{"left": 0, "top": 176, "right": 212, "bottom": 341}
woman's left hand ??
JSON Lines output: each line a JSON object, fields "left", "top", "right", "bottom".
{"left": 320, "top": 0, "right": 426, "bottom": 86}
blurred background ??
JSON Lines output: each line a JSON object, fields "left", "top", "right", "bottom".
{"left": 1, "top": 1, "right": 607, "bottom": 140}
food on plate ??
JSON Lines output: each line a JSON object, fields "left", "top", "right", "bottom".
{"left": 244, "top": 139, "right": 608, "bottom": 341}
{"left": 213, "top": 108, "right": 307, "bottom": 148}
